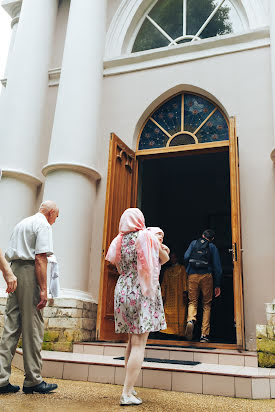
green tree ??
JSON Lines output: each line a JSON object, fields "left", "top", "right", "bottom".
{"left": 132, "top": 0, "right": 232, "bottom": 52}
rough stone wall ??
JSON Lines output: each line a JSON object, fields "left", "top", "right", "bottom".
{"left": 0, "top": 297, "right": 97, "bottom": 352}
{"left": 256, "top": 301, "right": 275, "bottom": 368}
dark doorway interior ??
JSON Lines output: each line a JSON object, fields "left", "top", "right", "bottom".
{"left": 138, "top": 149, "right": 236, "bottom": 344}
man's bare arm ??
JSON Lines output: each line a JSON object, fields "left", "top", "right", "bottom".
{"left": 35, "top": 253, "right": 48, "bottom": 309}
{"left": 0, "top": 248, "right": 17, "bottom": 293}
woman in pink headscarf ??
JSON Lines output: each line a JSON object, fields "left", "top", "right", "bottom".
{"left": 106, "top": 208, "right": 169, "bottom": 406}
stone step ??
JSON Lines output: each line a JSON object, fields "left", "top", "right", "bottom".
{"left": 73, "top": 342, "right": 258, "bottom": 368}
{"left": 13, "top": 348, "right": 274, "bottom": 399}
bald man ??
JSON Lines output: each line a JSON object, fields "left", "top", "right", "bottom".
{"left": 0, "top": 201, "right": 59, "bottom": 394}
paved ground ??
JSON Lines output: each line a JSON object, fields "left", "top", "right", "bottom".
{"left": 0, "top": 367, "right": 274, "bottom": 412}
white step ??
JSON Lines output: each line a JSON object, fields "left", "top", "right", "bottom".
{"left": 13, "top": 347, "right": 274, "bottom": 399}
{"left": 73, "top": 342, "right": 258, "bottom": 368}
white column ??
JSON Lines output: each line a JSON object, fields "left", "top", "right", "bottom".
{"left": 2, "top": 1, "right": 22, "bottom": 79}
{"left": 270, "top": 0, "right": 275, "bottom": 162}
{"left": 42, "top": 0, "right": 105, "bottom": 299}
{"left": 0, "top": 0, "right": 58, "bottom": 291}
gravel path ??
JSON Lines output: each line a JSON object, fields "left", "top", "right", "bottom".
{"left": 0, "top": 367, "right": 274, "bottom": 412}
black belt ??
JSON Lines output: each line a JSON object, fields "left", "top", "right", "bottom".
{"left": 11, "top": 259, "right": 35, "bottom": 265}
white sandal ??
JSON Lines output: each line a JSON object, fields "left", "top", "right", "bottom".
{"left": 120, "top": 394, "right": 142, "bottom": 405}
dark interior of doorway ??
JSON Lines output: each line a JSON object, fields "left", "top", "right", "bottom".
{"left": 138, "top": 149, "right": 236, "bottom": 344}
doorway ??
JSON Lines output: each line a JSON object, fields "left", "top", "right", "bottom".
{"left": 138, "top": 149, "right": 236, "bottom": 344}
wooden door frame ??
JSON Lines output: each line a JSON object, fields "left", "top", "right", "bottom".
{"left": 134, "top": 119, "right": 245, "bottom": 350}
{"left": 97, "top": 119, "right": 245, "bottom": 350}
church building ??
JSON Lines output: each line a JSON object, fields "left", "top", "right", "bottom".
{"left": 0, "top": 1, "right": 274, "bottom": 383}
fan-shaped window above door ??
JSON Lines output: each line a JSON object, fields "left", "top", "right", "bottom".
{"left": 137, "top": 93, "right": 229, "bottom": 151}
{"left": 132, "top": 0, "right": 243, "bottom": 53}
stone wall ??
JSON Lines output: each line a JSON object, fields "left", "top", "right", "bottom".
{"left": 0, "top": 297, "right": 97, "bottom": 352}
{"left": 256, "top": 300, "right": 275, "bottom": 368}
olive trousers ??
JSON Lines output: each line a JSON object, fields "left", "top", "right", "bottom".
{"left": 187, "top": 273, "right": 213, "bottom": 336}
{"left": 0, "top": 260, "right": 44, "bottom": 387}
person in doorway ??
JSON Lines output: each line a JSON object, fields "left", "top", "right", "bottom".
{"left": 184, "top": 229, "right": 222, "bottom": 343}
{"left": 0, "top": 248, "right": 17, "bottom": 294}
{"left": 106, "top": 209, "right": 169, "bottom": 406}
{"left": 0, "top": 201, "right": 59, "bottom": 394}
{"left": 160, "top": 252, "right": 188, "bottom": 337}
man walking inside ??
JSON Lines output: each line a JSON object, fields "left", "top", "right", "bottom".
{"left": 0, "top": 201, "right": 59, "bottom": 394}
{"left": 184, "top": 229, "right": 222, "bottom": 343}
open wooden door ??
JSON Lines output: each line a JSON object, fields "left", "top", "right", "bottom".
{"left": 96, "top": 134, "right": 137, "bottom": 341}
{"left": 229, "top": 117, "right": 245, "bottom": 348}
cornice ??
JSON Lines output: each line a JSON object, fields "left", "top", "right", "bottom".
{"left": 42, "top": 162, "right": 101, "bottom": 181}
{"left": 1, "top": 168, "right": 42, "bottom": 186}
{"left": 2, "top": 0, "right": 22, "bottom": 19}
{"left": 104, "top": 27, "right": 270, "bottom": 76}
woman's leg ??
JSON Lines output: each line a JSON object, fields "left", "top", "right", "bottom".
{"left": 124, "top": 334, "right": 132, "bottom": 369}
{"left": 122, "top": 332, "right": 149, "bottom": 397}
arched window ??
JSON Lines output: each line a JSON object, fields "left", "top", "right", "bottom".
{"left": 138, "top": 93, "right": 228, "bottom": 150}
{"left": 132, "top": 0, "right": 243, "bottom": 53}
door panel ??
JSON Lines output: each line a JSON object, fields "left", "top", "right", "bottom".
{"left": 229, "top": 117, "right": 245, "bottom": 348}
{"left": 97, "top": 134, "right": 137, "bottom": 341}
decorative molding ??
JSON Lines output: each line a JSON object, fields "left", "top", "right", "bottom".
{"left": 1, "top": 78, "right": 7, "bottom": 87}
{"left": 0, "top": 287, "right": 97, "bottom": 303}
{"left": 11, "top": 15, "right": 19, "bottom": 28}
{"left": 55, "top": 288, "right": 96, "bottom": 303}
{"left": 270, "top": 147, "right": 275, "bottom": 163}
{"left": 2, "top": 0, "right": 22, "bottom": 19}
{"left": 1, "top": 168, "right": 42, "bottom": 186}
{"left": 42, "top": 162, "right": 101, "bottom": 181}
{"left": 105, "top": 0, "right": 268, "bottom": 58}
{"left": 104, "top": 28, "right": 270, "bottom": 76}
{"left": 48, "top": 68, "right": 61, "bottom": 87}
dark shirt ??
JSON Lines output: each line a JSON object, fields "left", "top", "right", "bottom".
{"left": 184, "top": 240, "right": 222, "bottom": 288}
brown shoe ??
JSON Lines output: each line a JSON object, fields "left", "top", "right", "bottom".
{"left": 185, "top": 320, "right": 194, "bottom": 341}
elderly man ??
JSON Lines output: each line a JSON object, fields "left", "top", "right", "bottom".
{"left": 0, "top": 201, "right": 59, "bottom": 394}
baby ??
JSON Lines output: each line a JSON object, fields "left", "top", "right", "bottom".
{"left": 147, "top": 227, "right": 170, "bottom": 263}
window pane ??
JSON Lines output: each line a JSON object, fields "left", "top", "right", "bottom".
{"left": 149, "top": 0, "right": 183, "bottom": 40}
{"left": 187, "top": 0, "right": 233, "bottom": 39}
{"left": 196, "top": 109, "right": 229, "bottom": 143}
{"left": 138, "top": 120, "right": 169, "bottom": 150}
{"left": 152, "top": 94, "right": 182, "bottom": 135}
{"left": 169, "top": 133, "right": 196, "bottom": 146}
{"left": 184, "top": 94, "right": 215, "bottom": 133}
{"left": 132, "top": 18, "right": 169, "bottom": 52}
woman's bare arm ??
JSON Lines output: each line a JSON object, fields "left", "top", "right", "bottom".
{"left": 159, "top": 246, "right": 169, "bottom": 265}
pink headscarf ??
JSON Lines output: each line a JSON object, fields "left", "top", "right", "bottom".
{"left": 105, "top": 208, "right": 160, "bottom": 299}
{"left": 147, "top": 227, "right": 164, "bottom": 238}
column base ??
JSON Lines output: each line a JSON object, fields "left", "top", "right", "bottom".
{"left": 0, "top": 295, "right": 98, "bottom": 352}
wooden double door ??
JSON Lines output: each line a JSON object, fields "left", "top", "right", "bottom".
{"left": 96, "top": 118, "right": 245, "bottom": 349}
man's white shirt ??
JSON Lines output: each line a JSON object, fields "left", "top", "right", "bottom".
{"left": 5, "top": 213, "right": 54, "bottom": 261}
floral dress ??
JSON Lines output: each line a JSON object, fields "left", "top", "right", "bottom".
{"left": 114, "top": 232, "right": 167, "bottom": 334}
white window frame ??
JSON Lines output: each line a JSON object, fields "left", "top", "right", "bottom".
{"left": 105, "top": 0, "right": 268, "bottom": 59}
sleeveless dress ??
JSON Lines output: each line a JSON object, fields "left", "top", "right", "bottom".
{"left": 114, "top": 232, "right": 167, "bottom": 334}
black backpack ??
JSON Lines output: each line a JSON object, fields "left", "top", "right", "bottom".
{"left": 189, "top": 238, "right": 211, "bottom": 269}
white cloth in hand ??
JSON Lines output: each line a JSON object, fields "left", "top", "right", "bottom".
{"left": 48, "top": 254, "right": 60, "bottom": 298}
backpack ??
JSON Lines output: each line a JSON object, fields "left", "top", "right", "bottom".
{"left": 189, "top": 238, "right": 211, "bottom": 269}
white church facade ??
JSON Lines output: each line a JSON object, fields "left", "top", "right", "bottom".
{"left": 0, "top": 0, "right": 274, "bottom": 359}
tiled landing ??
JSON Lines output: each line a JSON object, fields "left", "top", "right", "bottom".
{"left": 73, "top": 342, "right": 258, "bottom": 367}
{"left": 12, "top": 346, "right": 274, "bottom": 399}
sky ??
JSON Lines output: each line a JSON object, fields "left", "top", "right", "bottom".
{"left": 0, "top": 7, "right": 11, "bottom": 79}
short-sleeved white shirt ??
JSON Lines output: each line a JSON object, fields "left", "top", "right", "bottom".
{"left": 5, "top": 213, "right": 54, "bottom": 261}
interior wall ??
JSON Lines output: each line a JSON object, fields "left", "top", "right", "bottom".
{"left": 92, "top": 44, "right": 275, "bottom": 350}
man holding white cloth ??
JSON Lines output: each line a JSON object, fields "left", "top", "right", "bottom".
{"left": 0, "top": 201, "right": 59, "bottom": 394}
